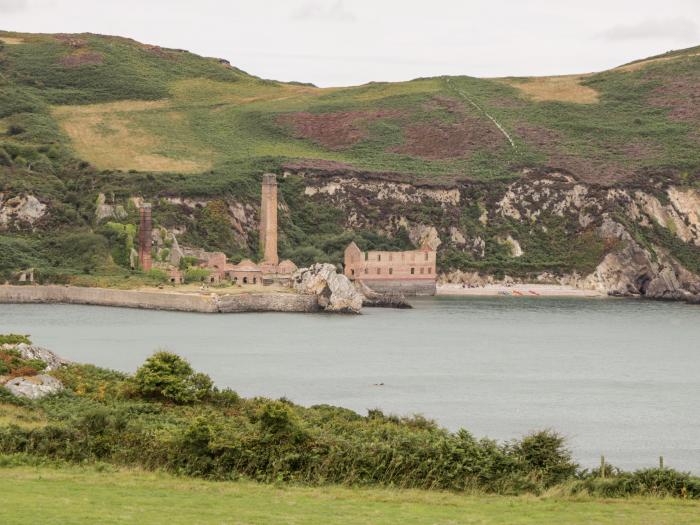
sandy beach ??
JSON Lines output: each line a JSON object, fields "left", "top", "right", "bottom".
{"left": 437, "top": 283, "right": 604, "bottom": 297}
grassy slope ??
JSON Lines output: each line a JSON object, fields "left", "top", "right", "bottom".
{"left": 1, "top": 31, "right": 699, "bottom": 184}
{"left": 1, "top": 464, "right": 699, "bottom": 525}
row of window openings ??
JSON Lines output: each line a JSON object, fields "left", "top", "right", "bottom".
{"left": 351, "top": 267, "right": 432, "bottom": 276}
{"left": 364, "top": 253, "right": 430, "bottom": 262}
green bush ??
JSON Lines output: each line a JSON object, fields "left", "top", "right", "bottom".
{"left": 99, "top": 222, "right": 136, "bottom": 268}
{"left": 184, "top": 267, "right": 210, "bottom": 283}
{"left": 573, "top": 468, "right": 700, "bottom": 498}
{"left": 178, "top": 256, "right": 200, "bottom": 270}
{"left": 509, "top": 430, "right": 577, "bottom": 487}
{"left": 0, "top": 334, "right": 32, "bottom": 345}
{"left": 146, "top": 268, "right": 168, "bottom": 283}
{"left": 132, "top": 352, "right": 213, "bottom": 404}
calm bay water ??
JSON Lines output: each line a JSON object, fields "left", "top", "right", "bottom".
{"left": 1, "top": 297, "right": 699, "bottom": 472}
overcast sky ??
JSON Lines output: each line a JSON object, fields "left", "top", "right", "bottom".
{"left": 1, "top": 0, "right": 699, "bottom": 86}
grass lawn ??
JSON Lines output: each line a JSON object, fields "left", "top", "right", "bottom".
{"left": 0, "top": 465, "right": 698, "bottom": 524}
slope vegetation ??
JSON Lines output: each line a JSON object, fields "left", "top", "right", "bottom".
{"left": 2, "top": 31, "right": 699, "bottom": 183}
{"left": 0, "top": 31, "right": 698, "bottom": 291}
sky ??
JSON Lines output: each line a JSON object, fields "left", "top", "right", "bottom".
{"left": 1, "top": 0, "right": 699, "bottom": 86}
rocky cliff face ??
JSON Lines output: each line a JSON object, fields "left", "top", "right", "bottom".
{"left": 3, "top": 168, "right": 698, "bottom": 303}
{"left": 298, "top": 169, "right": 700, "bottom": 302}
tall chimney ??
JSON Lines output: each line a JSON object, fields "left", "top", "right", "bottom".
{"left": 138, "top": 204, "right": 153, "bottom": 272}
{"left": 260, "top": 173, "right": 279, "bottom": 265}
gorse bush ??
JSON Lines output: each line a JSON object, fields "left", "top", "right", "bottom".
{"left": 132, "top": 351, "right": 213, "bottom": 404}
{"left": 510, "top": 430, "right": 577, "bottom": 486}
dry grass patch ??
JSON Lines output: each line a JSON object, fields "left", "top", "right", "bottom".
{"left": 0, "top": 403, "right": 46, "bottom": 430}
{"left": 0, "top": 37, "right": 25, "bottom": 45}
{"left": 52, "top": 101, "right": 211, "bottom": 173}
{"left": 501, "top": 75, "right": 599, "bottom": 104}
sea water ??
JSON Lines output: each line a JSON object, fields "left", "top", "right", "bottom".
{"left": 2, "top": 297, "right": 698, "bottom": 472}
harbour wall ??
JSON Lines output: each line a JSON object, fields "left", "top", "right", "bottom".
{"left": 361, "top": 279, "right": 436, "bottom": 296}
{"left": 0, "top": 285, "right": 320, "bottom": 313}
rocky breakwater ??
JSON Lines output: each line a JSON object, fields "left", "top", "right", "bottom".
{"left": 1, "top": 343, "right": 69, "bottom": 400}
{"left": 293, "top": 263, "right": 364, "bottom": 313}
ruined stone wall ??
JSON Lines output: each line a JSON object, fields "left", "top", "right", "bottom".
{"left": 346, "top": 248, "right": 437, "bottom": 281}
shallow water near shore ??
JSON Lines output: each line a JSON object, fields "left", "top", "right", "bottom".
{"left": 1, "top": 297, "right": 699, "bottom": 473}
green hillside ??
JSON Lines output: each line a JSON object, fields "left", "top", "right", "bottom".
{"left": 2, "top": 31, "right": 699, "bottom": 184}
{"left": 0, "top": 31, "right": 699, "bottom": 283}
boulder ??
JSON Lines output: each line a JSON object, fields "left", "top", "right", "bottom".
{"left": 4, "top": 374, "right": 63, "bottom": 399}
{"left": 293, "top": 263, "right": 363, "bottom": 313}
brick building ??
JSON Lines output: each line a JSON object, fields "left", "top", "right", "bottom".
{"left": 343, "top": 242, "right": 437, "bottom": 296}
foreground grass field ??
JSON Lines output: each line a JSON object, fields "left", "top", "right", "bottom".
{"left": 1, "top": 464, "right": 698, "bottom": 525}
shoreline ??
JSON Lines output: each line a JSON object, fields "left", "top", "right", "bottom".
{"left": 436, "top": 283, "right": 604, "bottom": 298}
{"left": 0, "top": 284, "right": 320, "bottom": 313}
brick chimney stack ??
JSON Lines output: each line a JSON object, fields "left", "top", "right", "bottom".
{"left": 138, "top": 204, "right": 152, "bottom": 272}
{"left": 260, "top": 173, "right": 279, "bottom": 265}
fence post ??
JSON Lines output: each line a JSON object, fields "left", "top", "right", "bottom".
{"left": 600, "top": 455, "right": 606, "bottom": 478}
{"left": 659, "top": 456, "right": 664, "bottom": 470}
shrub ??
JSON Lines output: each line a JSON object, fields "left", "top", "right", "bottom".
{"left": 99, "top": 222, "right": 136, "bottom": 268}
{"left": 146, "top": 268, "right": 168, "bottom": 283}
{"left": 178, "top": 256, "right": 200, "bottom": 270}
{"left": 0, "top": 334, "right": 32, "bottom": 346}
{"left": 132, "top": 351, "right": 213, "bottom": 404}
{"left": 184, "top": 267, "right": 210, "bottom": 283}
{"left": 256, "top": 400, "right": 309, "bottom": 447}
{"left": 510, "top": 430, "right": 577, "bottom": 487}
{"left": 572, "top": 468, "right": 700, "bottom": 498}
{"left": 208, "top": 387, "right": 241, "bottom": 408}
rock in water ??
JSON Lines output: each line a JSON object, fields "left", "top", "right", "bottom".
{"left": 293, "top": 263, "right": 364, "bottom": 313}
{"left": 4, "top": 375, "right": 63, "bottom": 399}
{"left": 354, "top": 280, "right": 412, "bottom": 309}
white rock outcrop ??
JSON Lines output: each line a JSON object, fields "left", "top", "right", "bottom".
{"left": 95, "top": 193, "right": 127, "bottom": 222}
{"left": 3, "top": 375, "right": 63, "bottom": 400}
{"left": 0, "top": 193, "right": 47, "bottom": 229}
{"left": 5, "top": 343, "right": 71, "bottom": 371}
{"left": 293, "top": 263, "right": 363, "bottom": 313}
